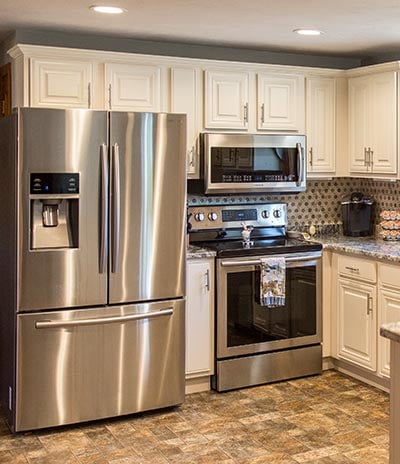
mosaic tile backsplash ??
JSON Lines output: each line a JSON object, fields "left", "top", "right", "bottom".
{"left": 188, "top": 177, "right": 400, "bottom": 235}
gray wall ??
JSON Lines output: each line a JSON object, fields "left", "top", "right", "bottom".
{"left": 1, "top": 28, "right": 362, "bottom": 69}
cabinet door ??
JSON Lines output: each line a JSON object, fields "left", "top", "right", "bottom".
{"left": 337, "top": 279, "right": 376, "bottom": 371}
{"left": 204, "top": 70, "right": 249, "bottom": 129}
{"left": 370, "top": 72, "right": 397, "bottom": 174}
{"left": 257, "top": 73, "right": 305, "bottom": 131}
{"left": 306, "top": 77, "right": 335, "bottom": 173}
{"left": 30, "top": 58, "right": 92, "bottom": 108}
{"left": 348, "top": 76, "right": 370, "bottom": 173}
{"left": 105, "top": 63, "right": 161, "bottom": 112}
{"left": 170, "top": 67, "right": 202, "bottom": 178}
{"left": 186, "top": 259, "right": 214, "bottom": 377}
{"left": 378, "top": 288, "right": 400, "bottom": 378}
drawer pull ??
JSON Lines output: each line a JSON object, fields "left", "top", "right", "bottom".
{"left": 345, "top": 266, "right": 360, "bottom": 274}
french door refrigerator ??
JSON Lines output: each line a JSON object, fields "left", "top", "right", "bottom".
{"left": 0, "top": 108, "right": 187, "bottom": 432}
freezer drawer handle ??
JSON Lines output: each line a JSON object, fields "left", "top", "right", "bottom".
{"left": 35, "top": 308, "right": 174, "bottom": 329}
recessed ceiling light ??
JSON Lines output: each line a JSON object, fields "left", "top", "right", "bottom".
{"left": 90, "top": 5, "right": 127, "bottom": 14}
{"left": 293, "top": 28, "right": 324, "bottom": 36}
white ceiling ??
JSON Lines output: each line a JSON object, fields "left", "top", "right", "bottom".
{"left": 2, "top": 0, "right": 400, "bottom": 58}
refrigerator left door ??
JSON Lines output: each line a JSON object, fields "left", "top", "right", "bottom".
{"left": 18, "top": 108, "right": 109, "bottom": 311}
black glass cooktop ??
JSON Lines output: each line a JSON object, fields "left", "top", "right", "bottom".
{"left": 192, "top": 237, "right": 322, "bottom": 258}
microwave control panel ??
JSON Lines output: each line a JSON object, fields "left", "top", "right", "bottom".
{"left": 188, "top": 203, "right": 287, "bottom": 231}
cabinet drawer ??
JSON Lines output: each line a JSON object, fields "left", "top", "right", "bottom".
{"left": 338, "top": 255, "right": 376, "bottom": 283}
{"left": 380, "top": 263, "right": 400, "bottom": 289}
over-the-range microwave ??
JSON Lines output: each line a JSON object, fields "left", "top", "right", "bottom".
{"left": 201, "top": 133, "right": 306, "bottom": 194}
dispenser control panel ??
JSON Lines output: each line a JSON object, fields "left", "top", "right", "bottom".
{"left": 30, "top": 173, "right": 80, "bottom": 194}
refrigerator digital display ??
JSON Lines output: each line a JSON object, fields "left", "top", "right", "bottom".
{"left": 30, "top": 173, "right": 79, "bottom": 194}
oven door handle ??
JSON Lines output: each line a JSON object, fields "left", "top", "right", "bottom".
{"left": 220, "top": 255, "right": 320, "bottom": 267}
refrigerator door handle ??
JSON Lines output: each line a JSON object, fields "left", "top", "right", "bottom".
{"left": 99, "top": 143, "right": 109, "bottom": 274}
{"left": 35, "top": 308, "right": 174, "bottom": 329}
{"left": 111, "top": 142, "right": 121, "bottom": 273}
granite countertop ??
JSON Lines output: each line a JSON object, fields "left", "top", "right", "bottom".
{"left": 187, "top": 245, "right": 216, "bottom": 260}
{"left": 317, "top": 235, "right": 400, "bottom": 263}
{"left": 381, "top": 322, "right": 400, "bottom": 343}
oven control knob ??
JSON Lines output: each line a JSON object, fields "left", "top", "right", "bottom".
{"left": 195, "top": 212, "right": 205, "bottom": 222}
{"left": 273, "top": 209, "right": 282, "bottom": 218}
{"left": 208, "top": 212, "right": 218, "bottom": 221}
{"left": 261, "top": 210, "right": 270, "bottom": 219}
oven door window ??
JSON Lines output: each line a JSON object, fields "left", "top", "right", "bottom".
{"left": 226, "top": 265, "right": 317, "bottom": 348}
{"left": 210, "top": 147, "right": 299, "bottom": 183}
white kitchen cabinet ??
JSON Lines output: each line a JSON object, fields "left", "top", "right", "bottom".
{"left": 306, "top": 77, "right": 336, "bottom": 174}
{"left": 378, "top": 263, "right": 400, "bottom": 378}
{"left": 348, "top": 71, "right": 397, "bottom": 175}
{"left": 337, "top": 278, "right": 377, "bottom": 371}
{"left": 30, "top": 58, "right": 93, "bottom": 108}
{"left": 105, "top": 62, "right": 163, "bottom": 112}
{"left": 204, "top": 69, "right": 250, "bottom": 129}
{"left": 170, "top": 66, "right": 202, "bottom": 178}
{"left": 186, "top": 258, "right": 215, "bottom": 392}
{"left": 257, "top": 73, "right": 305, "bottom": 132}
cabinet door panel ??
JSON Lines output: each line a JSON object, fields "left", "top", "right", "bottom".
{"left": 348, "top": 76, "right": 370, "bottom": 173}
{"left": 186, "top": 260, "right": 214, "bottom": 377}
{"left": 338, "top": 279, "right": 376, "bottom": 371}
{"left": 258, "top": 74, "right": 304, "bottom": 131}
{"left": 106, "top": 63, "right": 161, "bottom": 111}
{"left": 379, "top": 288, "right": 400, "bottom": 378}
{"left": 205, "top": 70, "right": 249, "bottom": 129}
{"left": 31, "top": 59, "right": 92, "bottom": 108}
{"left": 306, "top": 77, "right": 335, "bottom": 173}
{"left": 370, "top": 72, "right": 397, "bottom": 174}
{"left": 170, "top": 67, "right": 201, "bottom": 178}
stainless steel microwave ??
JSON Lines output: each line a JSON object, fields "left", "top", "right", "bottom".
{"left": 202, "top": 133, "right": 306, "bottom": 194}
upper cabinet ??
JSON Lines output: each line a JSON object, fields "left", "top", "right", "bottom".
{"left": 257, "top": 73, "right": 305, "bottom": 132}
{"left": 105, "top": 62, "right": 163, "bottom": 112}
{"left": 30, "top": 58, "right": 93, "bottom": 108}
{"left": 306, "top": 76, "right": 336, "bottom": 174}
{"left": 204, "top": 69, "right": 249, "bottom": 130}
{"left": 170, "top": 66, "right": 202, "bottom": 178}
{"left": 348, "top": 71, "right": 397, "bottom": 175}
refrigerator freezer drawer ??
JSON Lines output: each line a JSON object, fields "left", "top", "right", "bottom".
{"left": 15, "top": 299, "right": 185, "bottom": 431}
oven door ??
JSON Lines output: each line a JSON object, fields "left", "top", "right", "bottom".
{"left": 216, "top": 252, "right": 322, "bottom": 359}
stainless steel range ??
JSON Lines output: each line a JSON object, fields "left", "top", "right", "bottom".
{"left": 188, "top": 203, "right": 322, "bottom": 392}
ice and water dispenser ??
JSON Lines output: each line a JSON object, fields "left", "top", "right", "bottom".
{"left": 30, "top": 173, "right": 79, "bottom": 249}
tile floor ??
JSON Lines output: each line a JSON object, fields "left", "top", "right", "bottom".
{"left": 0, "top": 371, "right": 389, "bottom": 463}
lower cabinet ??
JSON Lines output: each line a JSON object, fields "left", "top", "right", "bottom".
{"left": 186, "top": 258, "right": 215, "bottom": 393}
{"left": 332, "top": 253, "right": 400, "bottom": 385}
{"left": 337, "top": 278, "right": 376, "bottom": 371}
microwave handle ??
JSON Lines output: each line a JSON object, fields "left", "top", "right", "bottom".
{"left": 296, "top": 142, "right": 303, "bottom": 187}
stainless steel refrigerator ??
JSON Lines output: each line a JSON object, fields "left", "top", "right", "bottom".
{"left": 0, "top": 108, "right": 187, "bottom": 432}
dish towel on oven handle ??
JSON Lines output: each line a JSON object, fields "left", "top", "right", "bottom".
{"left": 259, "top": 257, "right": 286, "bottom": 307}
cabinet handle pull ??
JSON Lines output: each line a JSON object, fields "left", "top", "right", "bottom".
{"left": 108, "top": 84, "right": 112, "bottom": 110}
{"left": 189, "top": 147, "right": 195, "bottom": 168}
{"left": 369, "top": 149, "right": 373, "bottom": 166}
{"left": 309, "top": 147, "right": 313, "bottom": 166}
{"left": 367, "top": 296, "right": 373, "bottom": 315}
{"left": 205, "top": 269, "right": 210, "bottom": 292}
{"left": 344, "top": 266, "right": 360, "bottom": 273}
{"left": 364, "top": 147, "right": 367, "bottom": 166}
{"left": 261, "top": 103, "right": 265, "bottom": 124}
{"left": 88, "top": 83, "right": 91, "bottom": 108}
{"left": 244, "top": 103, "right": 249, "bottom": 124}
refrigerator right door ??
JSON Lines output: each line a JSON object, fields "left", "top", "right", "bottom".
{"left": 109, "top": 112, "right": 186, "bottom": 304}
